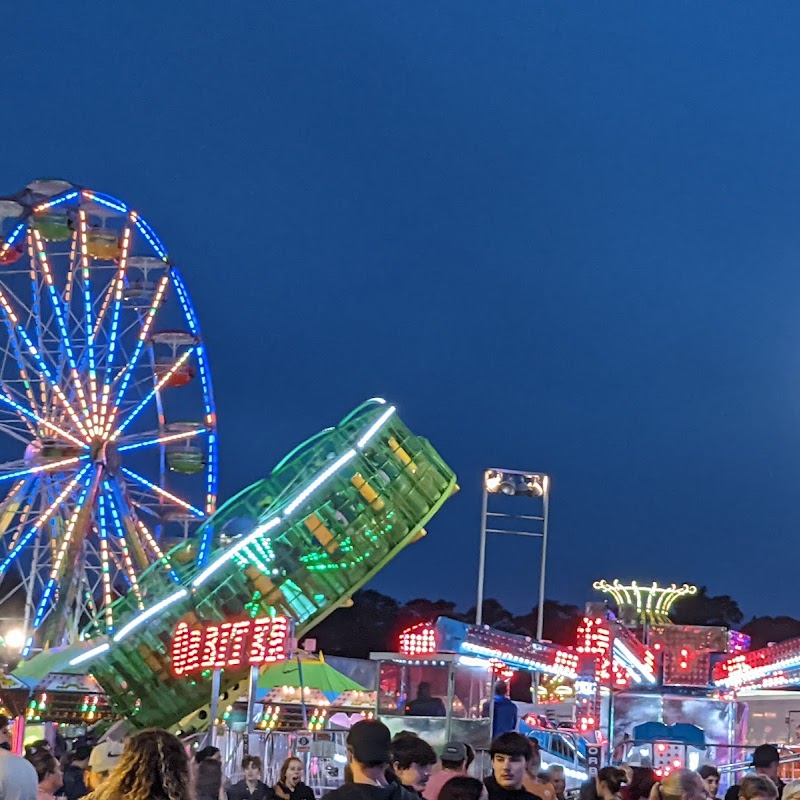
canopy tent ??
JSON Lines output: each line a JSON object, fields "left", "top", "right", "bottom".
{"left": 257, "top": 654, "right": 367, "bottom": 702}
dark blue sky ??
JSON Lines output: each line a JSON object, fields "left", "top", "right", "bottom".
{"left": 6, "top": 3, "right": 800, "bottom": 620}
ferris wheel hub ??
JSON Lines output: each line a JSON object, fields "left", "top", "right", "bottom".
{"left": 90, "top": 438, "right": 120, "bottom": 473}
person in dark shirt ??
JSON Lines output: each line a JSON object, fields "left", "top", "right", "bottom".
{"left": 62, "top": 746, "right": 92, "bottom": 800}
{"left": 323, "top": 720, "right": 417, "bottom": 800}
{"left": 405, "top": 683, "right": 446, "bottom": 717}
{"left": 725, "top": 745, "right": 786, "bottom": 800}
{"left": 483, "top": 682, "right": 518, "bottom": 739}
{"left": 227, "top": 756, "right": 270, "bottom": 800}
{"left": 390, "top": 735, "right": 437, "bottom": 797}
{"left": 484, "top": 732, "right": 538, "bottom": 800}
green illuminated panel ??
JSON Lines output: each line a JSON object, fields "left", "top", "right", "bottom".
{"left": 87, "top": 401, "right": 456, "bottom": 729}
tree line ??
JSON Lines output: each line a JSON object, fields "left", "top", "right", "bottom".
{"left": 307, "top": 586, "right": 800, "bottom": 659}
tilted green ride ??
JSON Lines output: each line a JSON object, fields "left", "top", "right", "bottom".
{"left": 84, "top": 400, "right": 457, "bottom": 729}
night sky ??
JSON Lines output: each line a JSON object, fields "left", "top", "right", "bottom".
{"left": 5, "top": 3, "right": 800, "bottom": 620}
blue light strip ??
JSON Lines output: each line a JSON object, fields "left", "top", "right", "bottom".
{"left": 171, "top": 269, "right": 218, "bottom": 566}
{"left": 87, "top": 192, "right": 128, "bottom": 213}
{"left": 98, "top": 226, "right": 131, "bottom": 427}
{"left": 32, "top": 190, "right": 79, "bottom": 213}
{"left": 77, "top": 213, "right": 97, "bottom": 430}
{"left": 27, "top": 233, "right": 46, "bottom": 415}
{"left": 98, "top": 493, "right": 114, "bottom": 633}
{"left": 5, "top": 222, "right": 26, "bottom": 248}
{"left": 133, "top": 214, "right": 167, "bottom": 260}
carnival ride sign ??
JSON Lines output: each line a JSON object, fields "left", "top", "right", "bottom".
{"left": 171, "top": 615, "right": 292, "bottom": 677}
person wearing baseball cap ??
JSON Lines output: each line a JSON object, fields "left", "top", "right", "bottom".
{"left": 423, "top": 742, "right": 474, "bottom": 800}
{"left": 87, "top": 739, "right": 124, "bottom": 790}
{"left": 724, "top": 744, "right": 785, "bottom": 800}
{"left": 323, "top": 720, "right": 416, "bottom": 800}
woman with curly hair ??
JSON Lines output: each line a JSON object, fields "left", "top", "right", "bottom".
{"left": 85, "top": 729, "right": 190, "bottom": 800}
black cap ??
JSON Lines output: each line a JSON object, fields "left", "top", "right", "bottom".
{"left": 442, "top": 742, "right": 468, "bottom": 762}
{"left": 73, "top": 745, "right": 92, "bottom": 761}
{"left": 347, "top": 720, "right": 391, "bottom": 765}
{"left": 752, "top": 744, "right": 780, "bottom": 768}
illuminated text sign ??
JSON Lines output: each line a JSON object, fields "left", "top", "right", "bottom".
{"left": 171, "top": 616, "right": 292, "bottom": 676}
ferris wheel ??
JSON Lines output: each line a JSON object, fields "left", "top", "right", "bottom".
{"left": 0, "top": 179, "right": 218, "bottom": 654}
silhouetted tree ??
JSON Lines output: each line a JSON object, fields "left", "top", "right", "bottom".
{"left": 742, "top": 617, "right": 800, "bottom": 650}
{"left": 310, "top": 589, "right": 400, "bottom": 658}
{"left": 465, "top": 599, "right": 524, "bottom": 633}
{"left": 671, "top": 586, "right": 744, "bottom": 628}
{"left": 396, "top": 598, "right": 462, "bottom": 630}
{"left": 515, "top": 600, "right": 583, "bottom": 646}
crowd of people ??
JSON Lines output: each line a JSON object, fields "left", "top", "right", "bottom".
{"left": 0, "top": 709, "right": 795, "bottom": 800}
{"left": 597, "top": 742, "right": 793, "bottom": 800}
{"left": 0, "top": 725, "right": 318, "bottom": 800}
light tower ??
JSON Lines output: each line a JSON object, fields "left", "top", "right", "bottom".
{"left": 476, "top": 468, "right": 550, "bottom": 639}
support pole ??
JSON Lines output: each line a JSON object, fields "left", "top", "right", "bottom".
{"left": 536, "top": 482, "right": 550, "bottom": 642}
{"left": 246, "top": 664, "right": 259, "bottom": 734}
{"left": 297, "top": 655, "right": 308, "bottom": 729}
{"left": 476, "top": 486, "right": 488, "bottom": 625}
{"left": 208, "top": 668, "right": 222, "bottom": 745}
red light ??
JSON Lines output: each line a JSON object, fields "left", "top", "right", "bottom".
{"left": 171, "top": 616, "right": 291, "bottom": 676}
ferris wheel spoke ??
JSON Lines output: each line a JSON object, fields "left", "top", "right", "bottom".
{"left": 75, "top": 211, "right": 101, "bottom": 434}
{"left": 0, "top": 390, "right": 87, "bottom": 448}
{"left": 116, "top": 425, "right": 207, "bottom": 453}
{"left": 119, "top": 466, "right": 205, "bottom": 518}
{"left": 99, "top": 273, "right": 169, "bottom": 436}
{"left": 0, "top": 455, "right": 88, "bottom": 483}
{"left": 27, "top": 477, "right": 95, "bottom": 644}
{"left": 96, "top": 224, "right": 132, "bottom": 429}
{"left": 112, "top": 485, "right": 179, "bottom": 583}
{"left": 29, "top": 229, "right": 93, "bottom": 434}
{"left": 109, "top": 347, "right": 196, "bottom": 442}
{"left": 0, "top": 300, "right": 45, "bottom": 424}
{"left": 96, "top": 495, "right": 115, "bottom": 632}
{"left": 25, "top": 235, "right": 49, "bottom": 417}
{"left": 0, "top": 464, "right": 92, "bottom": 577}
{"left": 102, "top": 482, "right": 144, "bottom": 608}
